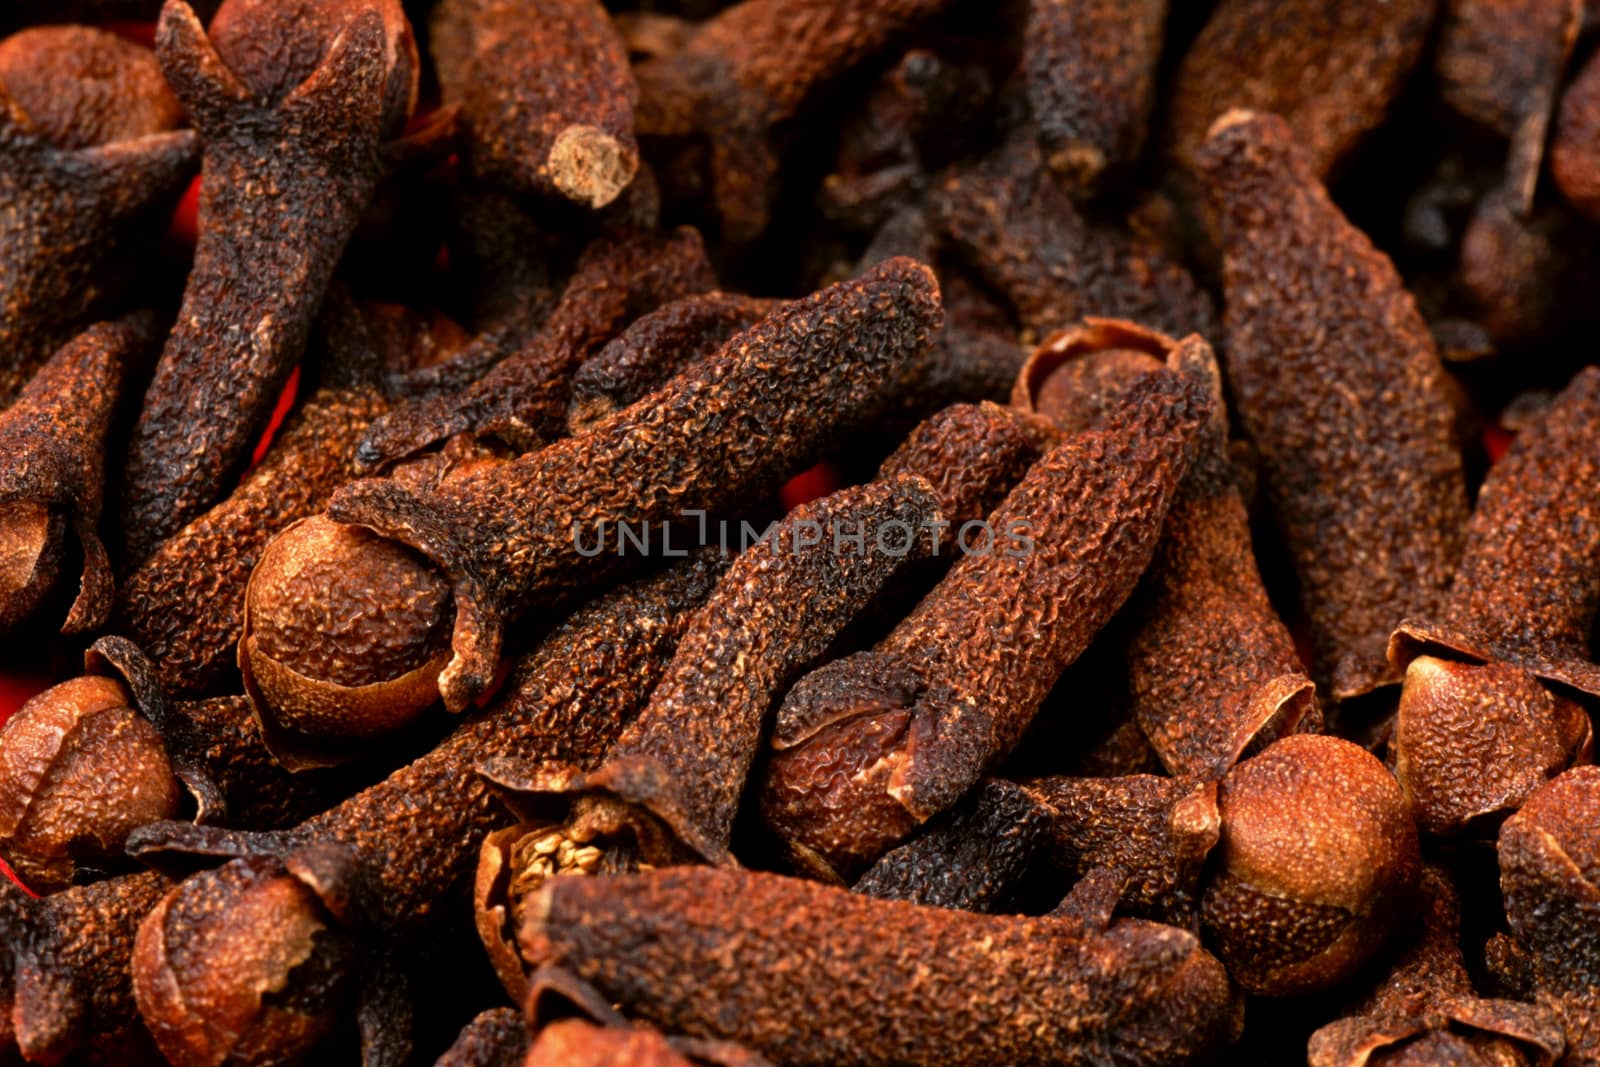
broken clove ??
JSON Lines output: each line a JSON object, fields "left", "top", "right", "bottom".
{"left": 760, "top": 370, "right": 1209, "bottom": 880}
{"left": 1389, "top": 365, "right": 1600, "bottom": 836}
{"left": 1195, "top": 109, "right": 1469, "bottom": 702}
{"left": 118, "top": 0, "right": 424, "bottom": 562}
{"left": 0, "top": 314, "right": 159, "bottom": 636}
{"left": 431, "top": 0, "right": 638, "bottom": 209}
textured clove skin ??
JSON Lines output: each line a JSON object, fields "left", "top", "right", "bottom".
{"left": 1494, "top": 766, "right": 1600, "bottom": 1065}
{"left": 118, "top": 0, "right": 421, "bottom": 564}
{"left": 1553, "top": 42, "right": 1600, "bottom": 221}
{"left": 519, "top": 866, "right": 1238, "bottom": 1067}
{"left": 276, "top": 257, "right": 942, "bottom": 726}
{"left": 432, "top": 0, "right": 638, "bottom": 208}
{"left": 1196, "top": 110, "right": 1469, "bottom": 702}
{"left": 1021, "top": 0, "right": 1166, "bottom": 191}
{"left": 1390, "top": 366, "right": 1600, "bottom": 836}
{"left": 760, "top": 371, "right": 1208, "bottom": 880}
{"left": 1, "top": 871, "right": 173, "bottom": 1065}
{"left": 0, "top": 314, "right": 158, "bottom": 636}
{"left": 1166, "top": 0, "right": 1437, "bottom": 179}
{"left": 0, "top": 27, "right": 195, "bottom": 406}
{"left": 1017, "top": 320, "right": 1318, "bottom": 779}
{"left": 1308, "top": 866, "right": 1563, "bottom": 1067}
{"left": 436, "top": 1007, "right": 525, "bottom": 1067}
{"left": 634, "top": 0, "right": 951, "bottom": 241}
{"left": 930, "top": 128, "right": 1216, "bottom": 344}
{"left": 357, "top": 227, "right": 715, "bottom": 469}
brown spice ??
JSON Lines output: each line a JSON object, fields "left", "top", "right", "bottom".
{"left": 1552, "top": 38, "right": 1600, "bottom": 220}
{"left": 436, "top": 1006, "right": 525, "bottom": 1067}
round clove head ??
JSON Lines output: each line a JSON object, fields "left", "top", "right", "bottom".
{"left": 0, "top": 501, "right": 65, "bottom": 634}
{"left": 0, "top": 25, "right": 184, "bottom": 149}
{"left": 0, "top": 675, "right": 183, "bottom": 892}
{"left": 207, "top": 0, "right": 418, "bottom": 134}
{"left": 1498, "top": 765, "right": 1600, "bottom": 988}
{"left": 1201, "top": 734, "right": 1421, "bottom": 996}
{"left": 132, "top": 854, "right": 358, "bottom": 1067}
{"left": 1394, "top": 656, "right": 1592, "bottom": 837}
{"left": 239, "top": 514, "right": 453, "bottom": 768}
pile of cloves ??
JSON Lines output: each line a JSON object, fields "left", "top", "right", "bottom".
{"left": 3, "top": 0, "right": 1600, "bottom": 1063}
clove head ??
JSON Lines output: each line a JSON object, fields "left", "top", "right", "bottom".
{"left": 0, "top": 675, "right": 182, "bottom": 892}
{"left": 1394, "top": 656, "right": 1592, "bottom": 837}
{"left": 132, "top": 853, "right": 358, "bottom": 1067}
{"left": 1201, "top": 735, "right": 1421, "bottom": 996}
{"left": 0, "top": 25, "right": 183, "bottom": 149}
{"left": 1499, "top": 765, "right": 1600, "bottom": 991}
{"left": 0, "top": 501, "right": 65, "bottom": 634}
{"left": 239, "top": 514, "right": 453, "bottom": 768}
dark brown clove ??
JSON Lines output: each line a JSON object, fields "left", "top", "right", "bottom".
{"left": 0, "top": 26, "right": 195, "bottom": 406}
{"left": 118, "top": 0, "right": 423, "bottom": 563}
{"left": 1021, "top": 0, "right": 1165, "bottom": 192}
{"left": 1552, "top": 39, "right": 1600, "bottom": 221}
{"left": 1195, "top": 109, "right": 1469, "bottom": 702}
{"left": 0, "top": 314, "right": 159, "bottom": 636}
{"left": 1166, "top": 0, "right": 1436, "bottom": 180}
{"left": 432, "top": 0, "right": 638, "bottom": 209}
{"left": 240, "top": 257, "right": 941, "bottom": 751}
{"left": 1308, "top": 865, "right": 1563, "bottom": 1067}
{"left": 1492, "top": 765, "right": 1600, "bottom": 1064}
{"left": 1390, "top": 365, "right": 1600, "bottom": 836}
{"left": 760, "top": 371, "right": 1209, "bottom": 881}
{"left": 518, "top": 866, "right": 1238, "bottom": 1067}
{"left": 436, "top": 1007, "right": 525, "bottom": 1067}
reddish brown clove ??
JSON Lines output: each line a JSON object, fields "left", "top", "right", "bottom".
{"left": 760, "top": 371, "right": 1209, "bottom": 880}
{"left": 436, "top": 1007, "right": 525, "bottom": 1067}
{"left": 1390, "top": 366, "right": 1600, "bottom": 836}
{"left": 1166, "top": 0, "right": 1436, "bottom": 180}
{"left": 1021, "top": 0, "right": 1166, "bottom": 192}
{"left": 1195, "top": 110, "right": 1469, "bottom": 702}
{"left": 1552, "top": 40, "right": 1600, "bottom": 220}
{"left": 633, "top": 0, "right": 951, "bottom": 241}
{"left": 0, "top": 314, "right": 158, "bottom": 636}
{"left": 118, "top": 0, "right": 423, "bottom": 563}
{"left": 1308, "top": 866, "right": 1563, "bottom": 1067}
{"left": 1493, "top": 766, "right": 1600, "bottom": 1064}
{"left": 0, "top": 27, "right": 195, "bottom": 405}
{"left": 518, "top": 866, "right": 1238, "bottom": 1066}
{"left": 432, "top": 0, "right": 638, "bottom": 208}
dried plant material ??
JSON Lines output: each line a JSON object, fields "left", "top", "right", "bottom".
{"left": 0, "top": 315, "right": 157, "bottom": 636}
{"left": 519, "top": 866, "right": 1238, "bottom": 1066}
{"left": 0, "top": 27, "right": 195, "bottom": 406}
{"left": 634, "top": 0, "right": 951, "bottom": 241}
{"left": 1195, "top": 110, "right": 1469, "bottom": 702}
{"left": 1011, "top": 320, "right": 1167, "bottom": 432}
{"left": 930, "top": 129, "right": 1216, "bottom": 343}
{"left": 1308, "top": 866, "right": 1563, "bottom": 1067}
{"left": 1, "top": 870, "right": 172, "bottom": 1064}
{"left": 436, "top": 1007, "right": 525, "bottom": 1067}
{"left": 432, "top": 0, "right": 638, "bottom": 208}
{"left": 875, "top": 401, "right": 1055, "bottom": 531}
{"left": 1552, "top": 44, "right": 1600, "bottom": 220}
{"left": 1457, "top": 188, "right": 1592, "bottom": 347}
{"left": 760, "top": 372, "right": 1208, "bottom": 881}
{"left": 566, "top": 291, "right": 776, "bottom": 435}
{"left": 129, "top": 555, "right": 726, "bottom": 1060}
{"left": 0, "top": 675, "right": 181, "bottom": 893}
{"left": 1493, "top": 766, "right": 1600, "bottom": 1064}
{"left": 1022, "top": 0, "right": 1166, "bottom": 191}
{"left": 118, "top": 0, "right": 423, "bottom": 563}
{"left": 242, "top": 257, "right": 941, "bottom": 741}
{"left": 1390, "top": 366, "right": 1600, "bottom": 835}
{"left": 356, "top": 227, "right": 716, "bottom": 469}
{"left": 851, "top": 778, "right": 1055, "bottom": 913}
{"left": 1166, "top": 0, "right": 1436, "bottom": 179}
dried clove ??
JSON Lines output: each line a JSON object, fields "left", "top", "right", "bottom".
{"left": 1020, "top": 0, "right": 1165, "bottom": 192}
{"left": 1552, "top": 40, "right": 1600, "bottom": 221}
{"left": 759, "top": 371, "right": 1209, "bottom": 881}
{"left": 0, "top": 26, "right": 195, "bottom": 405}
{"left": 1166, "top": 0, "right": 1436, "bottom": 180}
{"left": 241, "top": 257, "right": 941, "bottom": 751}
{"left": 1195, "top": 109, "right": 1469, "bottom": 702}
{"left": 431, "top": 0, "right": 638, "bottom": 209}
{"left": 436, "top": 1007, "right": 525, "bottom": 1067}
{"left": 117, "top": 0, "right": 425, "bottom": 562}
{"left": 1492, "top": 765, "right": 1600, "bottom": 1064}
{"left": 518, "top": 865, "right": 1238, "bottom": 1066}
{"left": 1308, "top": 865, "right": 1563, "bottom": 1067}
{"left": 1389, "top": 365, "right": 1600, "bottom": 836}
{"left": 0, "top": 314, "right": 159, "bottom": 636}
